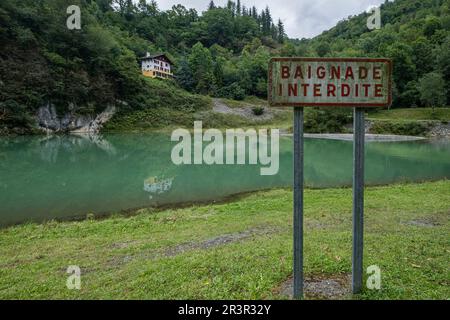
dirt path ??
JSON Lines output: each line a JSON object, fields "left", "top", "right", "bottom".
{"left": 108, "top": 225, "right": 284, "bottom": 267}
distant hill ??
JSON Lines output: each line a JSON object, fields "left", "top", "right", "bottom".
{"left": 301, "top": 0, "right": 450, "bottom": 108}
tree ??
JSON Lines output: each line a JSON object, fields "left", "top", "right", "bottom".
{"left": 316, "top": 42, "right": 330, "bottom": 57}
{"left": 213, "top": 57, "right": 225, "bottom": 87}
{"left": 176, "top": 57, "right": 194, "bottom": 91}
{"left": 251, "top": 7, "right": 258, "bottom": 20}
{"left": 260, "top": 6, "right": 272, "bottom": 35}
{"left": 208, "top": 1, "right": 216, "bottom": 11}
{"left": 423, "top": 16, "right": 442, "bottom": 38}
{"left": 236, "top": 0, "right": 241, "bottom": 16}
{"left": 280, "top": 43, "right": 296, "bottom": 57}
{"left": 412, "top": 37, "right": 433, "bottom": 77}
{"left": 97, "top": 0, "right": 113, "bottom": 12}
{"left": 418, "top": 72, "right": 447, "bottom": 112}
{"left": 201, "top": 8, "right": 234, "bottom": 47}
{"left": 386, "top": 43, "right": 416, "bottom": 93}
{"left": 218, "top": 82, "right": 245, "bottom": 100}
{"left": 436, "top": 38, "right": 450, "bottom": 105}
{"left": 277, "top": 19, "right": 285, "bottom": 43}
{"left": 188, "top": 42, "right": 215, "bottom": 94}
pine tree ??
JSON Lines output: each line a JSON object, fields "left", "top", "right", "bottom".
{"left": 176, "top": 57, "right": 195, "bottom": 91}
{"left": 271, "top": 23, "right": 278, "bottom": 40}
{"left": 236, "top": 0, "right": 241, "bottom": 16}
{"left": 277, "top": 19, "right": 285, "bottom": 43}
{"left": 264, "top": 6, "right": 272, "bottom": 33}
{"left": 260, "top": 8, "right": 272, "bottom": 35}
{"left": 208, "top": 1, "right": 216, "bottom": 10}
{"left": 226, "top": 0, "right": 233, "bottom": 11}
{"left": 242, "top": 6, "right": 247, "bottom": 16}
{"left": 251, "top": 6, "right": 258, "bottom": 20}
{"left": 226, "top": 1, "right": 236, "bottom": 17}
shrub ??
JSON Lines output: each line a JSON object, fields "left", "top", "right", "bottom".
{"left": 252, "top": 107, "right": 265, "bottom": 116}
{"left": 304, "top": 108, "right": 352, "bottom": 133}
{"left": 370, "top": 121, "right": 430, "bottom": 136}
{"left": 217, "top": 83, "right": 246, "bottom": 101}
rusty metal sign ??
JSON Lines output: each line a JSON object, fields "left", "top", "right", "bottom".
{"left": 268, "top": 57, "right": 392, "bottom": 107}
{"left": 269, "top": 57, "right": 394, "bottom": 299}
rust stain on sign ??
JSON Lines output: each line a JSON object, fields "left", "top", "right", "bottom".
{"left": 268, "top": 58, "right": 392, "bottom": 108}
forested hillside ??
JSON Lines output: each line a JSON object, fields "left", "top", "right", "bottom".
{"left": 299, "top": 0, "right": 450, "bottom": 108}
{"left": 0, "top": 0, "right": 449, "bottom": 133}
{"left": 0, "top": 0, "right": 286, "bottom": 132}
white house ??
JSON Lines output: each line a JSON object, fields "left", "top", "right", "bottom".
{"left": 140, "top": 52, "right": 174, "bottom": 79}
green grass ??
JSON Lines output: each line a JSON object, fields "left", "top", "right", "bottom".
{"left": 0, "top": 181, "right": 449, "bottom": 300}
{"left": 369, "top": 120, "right": 432, "bottom": 136}
{"left": 219, "top": 96, "right": 268, "bottom": 109}
{"left": 368, "top": 108, "right": 450, "bottom": 122}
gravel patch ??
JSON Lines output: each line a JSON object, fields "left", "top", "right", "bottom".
{"left": 276, "top": 274, "right": 352, "bottom": 300}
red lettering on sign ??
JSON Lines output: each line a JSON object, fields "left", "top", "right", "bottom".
{"left": 345, "top": 67, "right": 354, "bottom": 80}
{"left": 282, "top": 66, "right": 290, "bottom": 79}
{"left": 327, "top": 84, "right": 336, "bottom": 97}
{"left": 294, "top": 66, "right": 304, "bottom": 79}
{"left": 301, "top": 83, "right": 309, "bottom": 96}
{"left": 331, "top": 66, "right": 341, "bottom": 79}
{"left": 341, "top": 84, "right": 350, "bottom": 97}
{"left": 317, "top": 66, "right": 326, "bottom": 79}
{"left": 269, "top": 58, "right": 392, "bottom": 108}
{"left": 363, "top": 84, "right": 370, "bottom": 97}
{"left": 288, "top": 83, "right": 298, "bottom": 96}
{"left": 373, "top": 66, "right": 381, "bottom": 80}
{"left": 314, "top": 84, "right": 322, "bottom": 97}
{"left": 375, "top": 84, "right": 383, "bottom": 97}
{"left": 359, "top": 67, "right": 368, "bottom": 79}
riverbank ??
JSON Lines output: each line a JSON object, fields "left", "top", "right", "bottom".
{"left": 2, "top": 99, "right": 449, "bottom": 138}
{"left": 0, "top": 180, "right": 448, "bottom": 300}
{"left": 297, "top": 134, "right": 426, "bottom": 142}
{"left": 103, "top": 104, "right": 450, "bottom": 138}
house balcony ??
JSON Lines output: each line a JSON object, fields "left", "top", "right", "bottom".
{"left": 143, "top": 69, "right": 174, "bottom": 79}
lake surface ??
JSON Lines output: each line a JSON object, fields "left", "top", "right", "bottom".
{"left": 1, "top": 133, "right": 449, "bottom": 226}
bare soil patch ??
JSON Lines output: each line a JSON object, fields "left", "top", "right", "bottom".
{"left": 107, "top": 226, "right": 283, "bottom": 267}
{"left": 212, "top": 99, "right": 274, "bottom": 121}
{"left": 275, "top": 273, "right": 352, "bottom": 300}
{"left": 403, "top": 218, "right": 441, "bottom": 227}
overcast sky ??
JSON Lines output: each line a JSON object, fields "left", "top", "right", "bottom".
{"left": 153, "top": 0, "right": 389, "bottom": 39}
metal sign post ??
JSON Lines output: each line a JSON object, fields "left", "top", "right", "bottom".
{"left": 293, "top": 107, "right": 304, "bottom": 299}
{"left": 352, "top": 107, "right": 365, "bottom": 294}
{"left": 268, "top": 57, "right": 392, "bottom": 299}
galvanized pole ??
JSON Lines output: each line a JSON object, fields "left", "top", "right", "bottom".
{"left": 293, "top": 107, "right": 304, "bottom": 299}
{"left": 352, "top": 107, "right": 365, "bottom": 294}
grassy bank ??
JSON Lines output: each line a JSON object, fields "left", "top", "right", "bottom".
{"left": 1, "top": 181, "right": 449, "bottom": 300}
{"left": 103, "top": 96, "right": 293, "bottom": 132}
{"left": 368, "top": 108, "right": 450, "bottom": 122}
{"left": 365, "top": 108, "right": 450, "bottom": 137}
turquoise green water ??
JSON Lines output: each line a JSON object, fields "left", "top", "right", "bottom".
{"left": 0, "top": 133, "right": 449, "bottom": 226}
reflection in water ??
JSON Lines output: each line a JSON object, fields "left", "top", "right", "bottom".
{"left": 144, "top": 176, "right": 174, "bottom": 199}
{"left": 0, "top": 133, "right": 449, "bottom": 226}
{"left": 38, "top": 134, "right": 117, "bottom": 163}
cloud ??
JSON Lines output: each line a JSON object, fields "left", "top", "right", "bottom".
{"left": 150, "top": 0, "right": 388, "bottom": 39}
